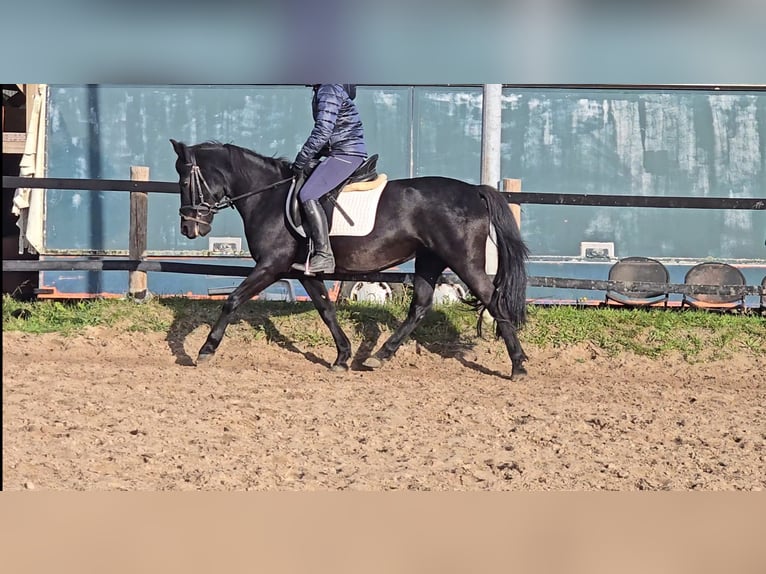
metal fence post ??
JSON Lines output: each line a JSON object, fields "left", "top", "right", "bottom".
{"left": 480, "top": 84, "right": 503, "bottom": 188}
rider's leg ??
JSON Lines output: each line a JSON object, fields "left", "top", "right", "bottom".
{"left": 293, "top": 155, "right": 364, "bottom": 275}
{"left": 300, "top": 198, "right": 335, "bottom": 274}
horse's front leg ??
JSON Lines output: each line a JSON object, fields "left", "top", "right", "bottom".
{"left": 197, "top": 265, "right": 280, "bottom": 364}
{"left": 300, "top": 278, "right": 352, "bottom": 371}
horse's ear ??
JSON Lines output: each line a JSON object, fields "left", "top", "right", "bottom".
{"left": 170, "top": 139, "right": 193, "bottom": 164}
{"left": 170, "top": 139, "right": 184, "bottom": 157}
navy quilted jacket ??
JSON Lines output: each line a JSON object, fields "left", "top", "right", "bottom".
{"left": 293, "top": 84, "right": 367, "bottom": 171}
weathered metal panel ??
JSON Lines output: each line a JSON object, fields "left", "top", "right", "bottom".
{"left": 413, "top": 86, "right": 484, "bottom": 180}
{"left": 39, "top": 84, "right": 765, "bottom": 297}
{"left": 44, "top": 85, "right": 414, "bottom": 255}
{"left": 356, "top": 86, "right": 413, "bottom": 179}
{"left": 45, "top": 85, "right": 315, "bottom": 254}
{"left": 499, "top": 87, "right": 766, "bottom": 260}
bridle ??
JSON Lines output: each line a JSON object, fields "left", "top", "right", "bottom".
{"left": 178, "top": 160, "right": 293, "bottom": 225}
{"left": 178, "top": 163, "right": 216, "bottom": 226}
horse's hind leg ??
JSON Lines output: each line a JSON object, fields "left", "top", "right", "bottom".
{"left": 300, "top": 277, "right": 352, "bottom": 371}
{"left": 363, "top": 253, "right": 446, "bottom": 369}
{"left": 451, "top": 264, "right": 528, "bottom": 379}
{"left": 493, "top": 311, "right": 527, "bottom": 378}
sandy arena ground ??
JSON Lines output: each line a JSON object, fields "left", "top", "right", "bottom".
{"left": 3, "top": 327, "right": 764, "bottom": 490}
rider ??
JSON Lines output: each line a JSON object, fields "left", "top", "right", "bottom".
{"left": 291, "top": 84, "right": 368, "bottom": 275}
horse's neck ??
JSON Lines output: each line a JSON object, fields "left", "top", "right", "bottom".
{"left": 232, "top": 171, "right": 292, "bottom": 261}
{"left": 213, "top": 150, "right": 290, "bottom": 226}
{"left": 230, "top": 168, "right": 287, "bottom": 215}
{"left": 237, "top": 153, "right": 290, "bottom": 192}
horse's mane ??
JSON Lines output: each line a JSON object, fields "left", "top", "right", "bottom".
{"left": 195, "top": 140, "right": 291, "bottom": 172}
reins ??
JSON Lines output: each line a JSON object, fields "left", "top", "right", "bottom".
{"left": 212, "top": 175, "right": 294, "bottom": 211}
{"left": 179, "top": 160, "right": 293, "bottom": 222}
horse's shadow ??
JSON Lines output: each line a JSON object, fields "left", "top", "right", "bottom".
{"left": 161, "top": 299, "right": 328, "bottom": 368}
{"left": 159, "top": 298, "right": 510, "bottom": 378}
{"left": 338, "top": 303, "right": 508, "bottom": 379}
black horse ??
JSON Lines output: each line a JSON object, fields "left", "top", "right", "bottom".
{"left": 170, "top": 139, "right": 530, "bottom": 378}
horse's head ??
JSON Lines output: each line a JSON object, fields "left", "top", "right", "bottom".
{"left": 170, "top": 139, "right": 226, "bottom": 239}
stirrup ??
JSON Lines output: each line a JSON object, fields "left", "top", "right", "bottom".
{"left": 291, "top": 238, "right": 312, "bottom": 272}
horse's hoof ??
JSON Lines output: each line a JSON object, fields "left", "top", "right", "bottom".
{"left": 330, "top": 363, "right": 349, "bottom": 372}
{"left": 362, "top": 356, "right": 383, "bottom": 369}
{"left": 196, "top": 353, "right": 214, "bottom": 366}
{"left": 511, "top": 365, "right": 528, "bottom": 380}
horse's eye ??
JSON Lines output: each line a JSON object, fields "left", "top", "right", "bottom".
{"left": 182, "top": 179, "right": 190, "bottom": 187}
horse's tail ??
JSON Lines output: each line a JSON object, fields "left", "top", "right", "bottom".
{"left": 477, "top": 184, "right": 529, "bottom": 331}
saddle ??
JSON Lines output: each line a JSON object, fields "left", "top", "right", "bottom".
{"left": 287, "top": 154, "right": 381, "bottom": 233}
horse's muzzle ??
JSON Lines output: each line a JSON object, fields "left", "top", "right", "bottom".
{"left": 180, "top": 219, "right": 199, "bottom": 239}
{"left": 179, "top": 206, "right": 213, "bottom": 238}
{"left": 180, "top": 219, "right": 214, "bottom": 239}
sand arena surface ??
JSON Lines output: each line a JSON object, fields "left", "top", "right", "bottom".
{"left": 3, "top": 328, "right": 764, "bottom": 491}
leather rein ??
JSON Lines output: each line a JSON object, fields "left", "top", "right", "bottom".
{"left": 179, "top": 161, "right": 293, "bottom": 225}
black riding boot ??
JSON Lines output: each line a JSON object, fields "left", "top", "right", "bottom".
{"left": 293, "top": 199, "right": 335, "bottom": 275}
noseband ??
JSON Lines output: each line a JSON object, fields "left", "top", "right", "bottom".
{"left": 179, "top": 160, "right": 293, "bottom": 225}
